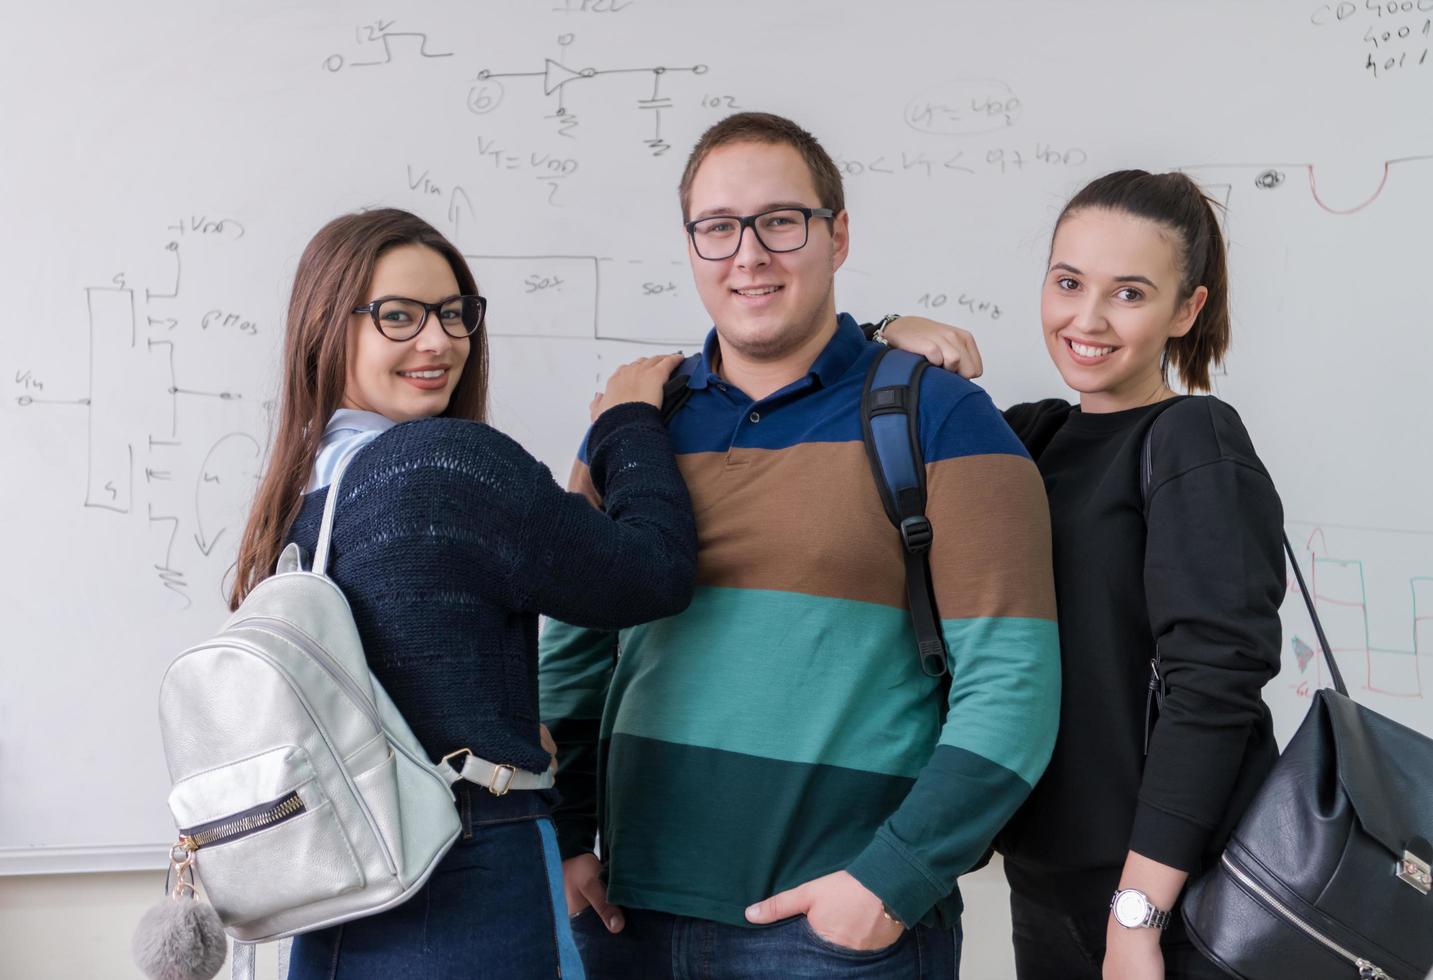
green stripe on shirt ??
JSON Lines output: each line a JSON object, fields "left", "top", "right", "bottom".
{"left": 599, "top": 732, "right": 917, "bottom": 925}
{"left": 598, "top": 733, "right": 1031, "bottom": 929}
{"left": 940, "top": 615, "right": 1061, "bottom": 786}
{"left": 598, "top": 585, "right": 1056, "bottom": 781}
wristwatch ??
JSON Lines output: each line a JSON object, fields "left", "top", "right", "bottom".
{"left": 871, "top": 313, "right": 902, "bottom": 346}
{"left": 1110, "top": 888, "right": 1171, "bottom": 930}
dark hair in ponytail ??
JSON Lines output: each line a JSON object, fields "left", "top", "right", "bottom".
{"left": 1054, "top": 170, "right": 1230, "bottom": 392}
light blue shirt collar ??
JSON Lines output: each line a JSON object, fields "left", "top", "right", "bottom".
{"left": 306, "top": 408, "right": 396, "bottom": 493}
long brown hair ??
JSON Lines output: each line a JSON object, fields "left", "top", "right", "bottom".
{"left": 229, "top": 208, "right": 488, "bottom": 609}
{"left": 1054, "top": 170, "right": 1230, "bottom": 392}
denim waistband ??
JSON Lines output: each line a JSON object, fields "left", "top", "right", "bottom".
{"left": 453, "top": 779, "right": 552, "bottom": 834}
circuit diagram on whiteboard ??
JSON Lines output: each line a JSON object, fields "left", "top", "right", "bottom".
{"left": 469, "top": 33, "right": 708, "bottom": 154}
{"left": 11, "top": 219, "right": 269, "bottom": 609}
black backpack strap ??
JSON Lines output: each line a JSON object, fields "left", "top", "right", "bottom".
{"left": 1139, "top": 415, "right": 1159, "bottom": 512}
{"left": 1140, "top": 410, "right": 1348, "bottom": 698}
{"left": 861, "top": 348, "right": 948, "bottom": 678}
{"left": 659, "top": 353, "right": 702, "bottom": 425}
{"left": 1139, "top": 415, "right": 1168, "bottom": 754}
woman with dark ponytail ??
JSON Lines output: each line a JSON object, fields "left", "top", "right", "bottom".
{"left": 882, "top": 171, "right": 1285, "bottom": 979}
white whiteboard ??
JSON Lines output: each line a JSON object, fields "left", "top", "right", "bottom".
{"left": 3, "top": 0, "right": 1430, "bottom": 873}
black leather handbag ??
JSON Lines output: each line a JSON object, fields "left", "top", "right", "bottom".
{"left": 1181, "top": 536, "right": 1433, "bottom": 979}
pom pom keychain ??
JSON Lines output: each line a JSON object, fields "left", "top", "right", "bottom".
{"left": 132, "top": 838, "right": 228, "bottom": 980}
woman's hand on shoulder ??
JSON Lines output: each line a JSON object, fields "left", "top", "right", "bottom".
{"left": 881, "top": 316, "right": 984, "bottom": 379}
{"left": 590, "top": 353, "right": 685, "bottom": 421}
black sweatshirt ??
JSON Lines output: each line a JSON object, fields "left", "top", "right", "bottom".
{"left": 997, "top": 395, "right": 1285, "bottom": 912}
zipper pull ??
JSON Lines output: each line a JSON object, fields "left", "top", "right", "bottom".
{"left": 1356, "top": 959, "right": 1388, "bottom": 979}
{"left": 167, "top": 836, "right": 200, "bottom": 899}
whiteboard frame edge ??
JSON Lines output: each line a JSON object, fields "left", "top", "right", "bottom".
{"left": 0, "top": 843, "right": 169, "bottom": 876}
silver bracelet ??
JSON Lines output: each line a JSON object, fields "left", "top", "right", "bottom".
{"left": 872, "top": 313, "right": 902, "bottom": 346}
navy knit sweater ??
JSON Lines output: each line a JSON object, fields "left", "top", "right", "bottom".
{"left": 287, "top": 402, "right": 696, "bottom": 782}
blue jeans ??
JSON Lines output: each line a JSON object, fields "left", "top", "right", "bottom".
{"left": 287, "top": 809, "right": 584, "bottom": 980}
{"left": 572, "top": 905, "right": 961, "bottom": 979}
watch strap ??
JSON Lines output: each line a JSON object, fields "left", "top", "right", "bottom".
{"left": 1111, "top": 888, "right": 1171, "bottom": 930}
{"left": 871, "top": 313, "right": 902, "bottom": 345}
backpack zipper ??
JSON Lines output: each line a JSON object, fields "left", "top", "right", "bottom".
{"left": 174, "top": 637, "right": 399, "bottom": 877}
{"left": 1219, "top": 853, "right": 1392, "bottom": 978}
{"left": 178, "top": 791, "right": 306, "bottom": 850}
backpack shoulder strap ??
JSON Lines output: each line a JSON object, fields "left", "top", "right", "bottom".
{"left": 1140, "top": 414, "right": 1159, "bottom": 513}
{"left": 860, "top": 347, "right": 948, "bottom": 678}
{"left": 311, "top": 446, "right": 366, "bottom": 577}
{"left": 659, "top": 353, "right": 703, "bottom": 425}
{"left": 1139, "top": 404, "right": 1348, "bottom": 696}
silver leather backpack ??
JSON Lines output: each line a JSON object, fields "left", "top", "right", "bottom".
{"left": 156, "top": 450, "right": 551, "bottom": 966}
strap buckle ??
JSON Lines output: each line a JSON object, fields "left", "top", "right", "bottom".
{"left": 440, "top": 747, "right": 472, "bottom": 771}
{"left": 489, "top": 764, "right": 516, "bottom": 797}
{"left": 899, "top": 516, "right": 933, "bottom": 554}
{"left": 440, "top": 748, "right": 519, "bottom": 796}
{"left": 918, "top": 640, "right": 948, "bottom": 678}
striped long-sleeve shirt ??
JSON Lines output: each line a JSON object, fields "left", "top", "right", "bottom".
{"left": 539, "top": 316, "right": 1060, "bottom": 928}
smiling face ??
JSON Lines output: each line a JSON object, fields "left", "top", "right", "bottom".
{"left": 343, "top": 243, "right": 470, "bottom": 422}
{"left": 684, "top": 140, "right": 849, "bottom": 361}
{"left": 1041, "top": 208, "right": 1207, "bottom": 413}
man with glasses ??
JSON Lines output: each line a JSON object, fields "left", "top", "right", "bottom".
{"left": 540, "top": 112, "right": 1060, "bottom": 978}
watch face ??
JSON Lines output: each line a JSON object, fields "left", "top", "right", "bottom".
{"left": 1114, "top": 890, "right": 1148, "bottom": 927}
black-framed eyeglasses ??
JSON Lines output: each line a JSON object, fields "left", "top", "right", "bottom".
{"left": 685, "top": 207, "right": 836, "bottom": 261}
{"left": 351, "top": 294, "right": 487, "bottom": 341}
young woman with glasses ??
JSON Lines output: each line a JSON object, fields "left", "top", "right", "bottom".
{"left": 878, "top": 171, "right": 1286, "bottom": 980}
{"left": 230, "top": 208, "right": 697, "bottom": 980}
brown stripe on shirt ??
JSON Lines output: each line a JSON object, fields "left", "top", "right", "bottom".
{"left": 926, "top": 451, "right": 1057, "bottom": 621}
{"left": 673, "top": 441, "right": 1055, "bottom": 621}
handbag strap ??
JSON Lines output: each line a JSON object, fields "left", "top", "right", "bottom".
{"left": 1280, "top": 533, "right": 1349, "bottom": 697}
{"left": 231, "top": 940, "right": 256, "bottom": 980}
{"left": 1140, "top": 417, "right": 1349, "bottom": 699}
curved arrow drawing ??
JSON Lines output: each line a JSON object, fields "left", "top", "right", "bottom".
{"left": 194, "top": 432, "right": 261, "bottom": 557}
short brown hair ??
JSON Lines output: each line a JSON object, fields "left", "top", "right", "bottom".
{"left": 678, "top": 112, "right": 845, "bottom": 220}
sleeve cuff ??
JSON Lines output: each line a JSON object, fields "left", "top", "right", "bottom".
{"left": 845, "top": 831, "right": 947, "bottom": 928}
{"left": 554, "top": 817, "right": 599, "bottom": 863}
{"left": 1129, "top": 800, "right": 1215, "bottom": 872}
{"left": 587, "top": 401, "right": 663, "bottom": 453}
{"left": 585, "top": 401, "right": 667, "bottom": 489}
